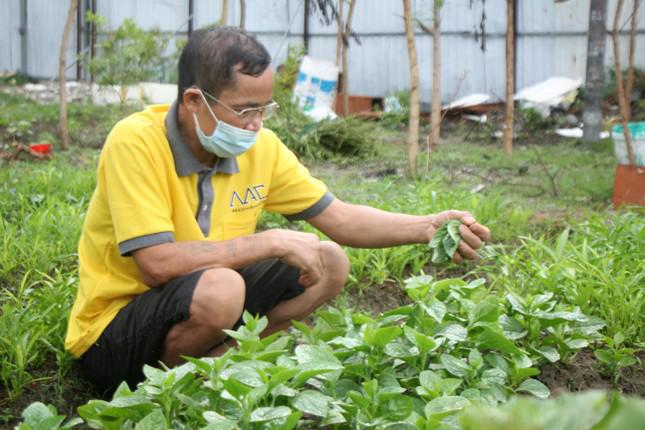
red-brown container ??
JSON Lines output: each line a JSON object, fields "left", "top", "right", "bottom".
{"left": 334, "top": 94, "right": 378, "bottom": 115}
{"left": 30, "top": 143, "right": 52, "bottom": 155}
{"left": 612, "top": 164, "right": 645, "bottom": 208}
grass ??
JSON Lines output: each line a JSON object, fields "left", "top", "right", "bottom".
{"left": 0, "top": 154, "right": 99, "bottom": 419}
{"left": 430, "top": 130, "right": 616, "bottom": 210}
{"left": 0, "top": 154, "right": 97, "bottom": 287}
{"left": 0, "top": 91, "right": 140, "bottom": 150}
{"left": 478, "top": 212, "right": 645, "bottom": 344}
{"left": 0, "top": 92, "right": 643, "bottom": 425}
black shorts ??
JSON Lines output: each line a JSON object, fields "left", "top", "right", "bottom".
{"left": 80, "top": 258, "right": 304, "bottom": 395}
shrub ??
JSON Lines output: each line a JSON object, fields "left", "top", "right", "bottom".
{"left": 267, "top": 45, "right": 376, "bottom": 160}
{"left": 84, "top": 13, "right": 168, "bottom": 107}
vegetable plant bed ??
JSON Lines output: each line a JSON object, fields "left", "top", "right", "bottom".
{"left": 19, "top": 276, "right": 628, "bottom": 429}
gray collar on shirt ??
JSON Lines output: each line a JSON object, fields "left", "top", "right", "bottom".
{"left": 165, "top": 100, "right": 239, "bottom": 176}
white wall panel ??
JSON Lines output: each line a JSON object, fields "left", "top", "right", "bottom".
{"left": 26, "top": 0, "right": 78, "bottom": 79}
{"left": 0, "top": 0, "right": 22, "bottom": 73}
{"left": 6, "top": 0, "right": 645, "bottom": 103}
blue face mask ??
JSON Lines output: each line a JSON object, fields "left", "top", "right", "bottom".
{"left": 193, "top": 91, "right": 259, "bottom": 158}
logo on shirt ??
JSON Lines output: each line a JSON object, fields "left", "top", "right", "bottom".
{"left": 230, "top": 184, "right": 267, "bottom": 211}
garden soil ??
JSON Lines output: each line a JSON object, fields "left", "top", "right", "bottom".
{"left": 538, "top": 350, "right": 645, "bottom": 396}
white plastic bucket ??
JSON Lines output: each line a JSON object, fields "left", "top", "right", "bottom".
{"left": 612, "top": 122, "right": 645, "bottom": 166}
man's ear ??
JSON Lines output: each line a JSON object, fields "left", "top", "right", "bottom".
{"left": 182, "top": 88, "right": 202, "bottom": 114}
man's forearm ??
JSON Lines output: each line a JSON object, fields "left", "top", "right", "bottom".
{"left": 310, "top": 200, "right": 432, "bottom": 248}
{"left": 133, "top": 231, "right": 281, "bottom": 287}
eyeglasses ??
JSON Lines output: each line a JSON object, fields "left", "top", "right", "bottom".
{"left": 202, "top": 90, "right": 279, "bottom": 122}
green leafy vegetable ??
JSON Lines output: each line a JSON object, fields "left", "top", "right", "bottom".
{"left": 429, "top": 220, "right": 462, "bottom": 264}
{"left": 19, "top": 276, "right": 609, "bottom": 429}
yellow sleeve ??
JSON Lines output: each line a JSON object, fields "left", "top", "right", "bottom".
{"left": 99, "top": 123, "right": 175, "bottom": 254}
{"left": 262, "top": 131, "right": 333, "bottom": 219}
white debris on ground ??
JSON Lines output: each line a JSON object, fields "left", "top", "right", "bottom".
{"left": 2, "top": 81, "right": 91, "bottom": 103}
{"left": 464, "top": 114, "right": 488, "bottom": 123}
{"left": 1, "top": 81, "right": 177, "bottom": 105}
{"left": 442, "top": 93, "right": 491, "bottom": 111}
{"left": 555, "top": 128, "right": 610, "bottom": 139}
{"left": 514, "top": 77, "right": 582, "bottom": 117}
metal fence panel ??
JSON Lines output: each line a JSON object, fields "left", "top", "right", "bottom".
{"left": 2, "top": 0, "right": 644, "bottom": 103}
{"left": 96, "top": 0, "right": 186, "bottom": 31}
{"left": 26, "top": 0, "right": 78, "bottom": 79}
{"left": 0, "top": 0, "right": 22, "bottom": 74}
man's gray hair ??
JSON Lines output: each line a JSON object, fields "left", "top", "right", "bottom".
{"left": 177, "top": 26, "right": 271, "bottom": 101}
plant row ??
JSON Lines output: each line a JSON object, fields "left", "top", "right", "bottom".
{"left": 18, "top": 276, "right": 608, "bottom": 429}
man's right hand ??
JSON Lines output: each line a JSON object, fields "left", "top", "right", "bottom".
{"left": 261, "top": 229, "right": 324, "bottom": 288}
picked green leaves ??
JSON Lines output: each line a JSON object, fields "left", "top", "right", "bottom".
{"left": 429, "top": 220, "right": 462, "bottom": 264}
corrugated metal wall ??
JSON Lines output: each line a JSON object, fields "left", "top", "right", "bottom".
{"left": 1, "top": 0, "right": 644, "bottom": 103}
{"left": 517, "top": 0, "right": 645, "bottom": 90}
{"left": 0, "top": 0, "right": 23, "bottom": 74}
{"left": 0, "top": 0, "right": 79, "bottom": 79}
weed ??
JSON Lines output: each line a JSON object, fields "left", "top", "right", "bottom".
{"left": 594, "top": 332, "right": 642, "bottom": 385}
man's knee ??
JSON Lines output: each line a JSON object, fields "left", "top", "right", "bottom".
{"left": 190, "top": 268, "right": 245, "bottom": 330}
{"left": 321, "top": 241, "right": 350, "bottom": 298}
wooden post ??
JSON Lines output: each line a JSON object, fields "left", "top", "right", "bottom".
{"left": 426, "top": 0, "right": 442, "bottom": 174}
{"left": 612, "top": 0, "right": 636, "bottom": 165}
{"left": 503, "top": 0, "right": 515, "bottom": 157}
{"left": 239, "top": 0, "right": 246, "bottom": 29}
{"left": 625, "top": 0, "right": 639, "bottom": 119}
{"left": 59, "top": 0, "right": 79, "bottom": 151}
{"left": 75, "top": 0, "right": 82, "bottom": 80}
{"left": 341, "top": 0, "right": 357, "bottom": 116}
{"left": 219, "top": 0, "right": 229, "bottom": 25}
{"left": 403, "top": 0, "right": 419, "bottom": 176}
{"left": 336, "top": 0, "right": 343, "bottom": 66}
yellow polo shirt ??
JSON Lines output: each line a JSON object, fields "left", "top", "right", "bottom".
{"left": 65, "top": 102, "right": 332, "bottom": 357}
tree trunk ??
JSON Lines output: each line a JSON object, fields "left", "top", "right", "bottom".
{"left": 403, "top": 0, "right": 419, "bottom": 176}
{"left": 219, "top": 0, "right": 229, "bottom": 25}
{"left": 582, "top": 0, "right": 607, "bottom": 144}
{"left": 341, "top": 0, "right": 356, "bottom": 116}
{"left": 58, "top": 0, "right": 78, "bottom": 151}
{"left": 119, "top": 84, "right": 127, "bottom": 112}
{"left": 625, "top": 0, "right": 638, "bottom": 119}
{"left": 612, "top": 0, "right": 636, "bottom": 165}
{"left": 239, "top": 0, "right": 246, "bottom": 29}
{"left": 426, "top": 0, "right": 441, "bottom": 174}
{"left": 503, "top": 0, "right": 515, "bottom": 156}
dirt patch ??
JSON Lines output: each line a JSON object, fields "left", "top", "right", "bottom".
{"left": 538, "top": 349, "right": 645, "bottom": 396}
{"left": 0, "top": 362, "right": 99, "bottom": 428}
{"left": 339, "top": 280, "right": 412, "bottom": 316}
{"left": 337, "top": 263, "right": 476, "bottom": 317}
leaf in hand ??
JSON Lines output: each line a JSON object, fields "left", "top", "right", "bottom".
{"left": 429, "top": 220, "right": 462, "bottom": 264}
